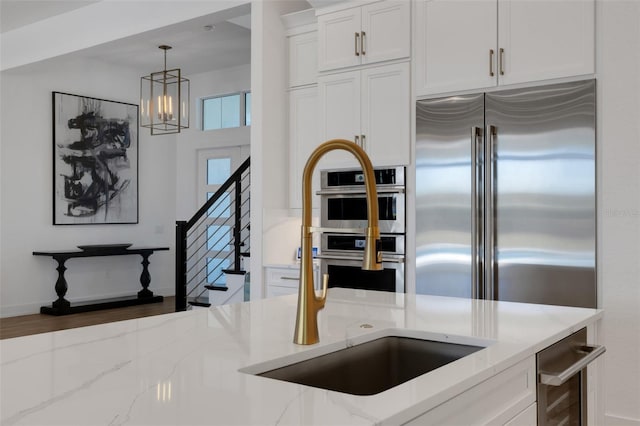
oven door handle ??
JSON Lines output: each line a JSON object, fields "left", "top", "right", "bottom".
{"left": 316, "top": 187, "right": 405, "bottom": 195}
{"left": 311, "top": 226, "right": 365, "bottom": 234}
{"left": 539, "top": 344, "right": 606, "bottom": 386}
{"left": 317, "top": 254, "right": 405, "bottom": 263}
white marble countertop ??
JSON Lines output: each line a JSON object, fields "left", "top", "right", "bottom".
{"left": 1, "top": 289, "right": 602, "bottom": 425}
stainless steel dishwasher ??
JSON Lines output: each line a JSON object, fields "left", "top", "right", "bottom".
{"left": 537, "top": 327, "right": 605, "bottom": 425}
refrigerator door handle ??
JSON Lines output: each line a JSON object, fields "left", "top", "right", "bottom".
{"left": 486, "top": 124, "right": 497, "bottom": 300}
{"left": 471, "top": 126, "right": 482, "bottom": 299}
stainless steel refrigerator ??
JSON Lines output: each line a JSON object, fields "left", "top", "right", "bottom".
{"left": 415, "top": 80, "right": 596, "bottom": 308}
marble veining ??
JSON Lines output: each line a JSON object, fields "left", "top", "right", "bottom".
{"left": 0, "top": 289, "right": 602, "bottom": 425}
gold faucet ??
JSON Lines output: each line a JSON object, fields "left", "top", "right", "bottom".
{"left": 293, "top": 139, "right": 382, "bottom": 345}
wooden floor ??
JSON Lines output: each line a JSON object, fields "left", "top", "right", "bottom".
{"left": 0, "top": 297, "right": 176, "bottom": 340}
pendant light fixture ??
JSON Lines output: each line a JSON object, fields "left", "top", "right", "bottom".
{"left": 140, "top": 45, "right": 190, "bottom": 135}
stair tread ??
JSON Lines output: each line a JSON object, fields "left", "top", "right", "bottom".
{"left": 204, "top": 284, "right": 228, "bottom": 292}
{"left": 222, "top": 269, "right": 247, "bottom": 275}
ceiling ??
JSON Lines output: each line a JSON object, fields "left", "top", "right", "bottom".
{"left": 0, "top": 0, "right": 253, "bottom": 75}
{"left": 0, "top": 1, "right": 100, "bottom": 33}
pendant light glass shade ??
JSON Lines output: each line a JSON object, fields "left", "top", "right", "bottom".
{"left": 140, "top": 45, "right": 190, "bottom": 135}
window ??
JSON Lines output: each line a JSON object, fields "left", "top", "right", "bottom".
{"left": 202, "top": 91, "right": 251, "bottom": 130}
{"left": 244, "top": 92, "right": 251, "bottom": 126}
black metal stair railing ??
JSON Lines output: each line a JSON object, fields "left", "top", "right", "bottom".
{"left": 175, "top": 157, "right": 250, "bottom": 311}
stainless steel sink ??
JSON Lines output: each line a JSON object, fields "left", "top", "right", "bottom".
{"left": 255, "top": 335, "right": 484, "bottom": 395}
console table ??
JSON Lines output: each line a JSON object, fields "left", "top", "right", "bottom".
{"left": 33, "top": 246, "right": 169, "bottom": 316}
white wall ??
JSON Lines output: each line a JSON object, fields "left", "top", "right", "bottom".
{"left": 596, "top": 1, "right": 640, "bottom": 423}
{"left": 0, "top": 57, "right": 176, "bottom": 317}
{"left": 175, "top": 64, "right": 251, "bottom": 220}
{"left": 0, "top": 54, "right": 252, "bottom": 318}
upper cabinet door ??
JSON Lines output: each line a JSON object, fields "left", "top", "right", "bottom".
{"left": 361, "top": 62, "right": 410, "bottom": 166}
{"left": 414, "top": 0, "right": 498, "bottom": 96}
{"left": 360, "top": 1, "right": 411, "bottom": 66}
{"left": 318, "top": 8, "right": 361, "bottom": 72}
{"left": 288, "top": 86, "right": 319, "bottom": 209}
{"left": 497, "top": 0, "right": 595, "bottom": 86}
{"left": 318, "top": 1, "right": 411, "bottom": 73}
{"left": 288, "top": 31, "right": 318, "bottom": 88}
{"left": 317, "top": 70, "right": 361, "bottom": 167}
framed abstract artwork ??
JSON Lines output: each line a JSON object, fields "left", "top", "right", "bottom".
{"left": 52, "top": 92, "right": 139, "bottom": 225}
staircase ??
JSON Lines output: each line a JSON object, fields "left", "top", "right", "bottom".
{"left": 175, "top": 157, "right": 250, "bottom": 311}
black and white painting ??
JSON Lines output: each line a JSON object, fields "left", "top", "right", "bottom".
{"left": 53, "top": 92, "right": 138, "bottom": 225}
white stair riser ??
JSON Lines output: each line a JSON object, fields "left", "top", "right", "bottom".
{"left": 209, "top": 274, "right": 245, "bottom": 306}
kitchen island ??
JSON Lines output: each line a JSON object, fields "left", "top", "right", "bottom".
{"left": 0, "top": 289, "right": 602, "bottom": 425}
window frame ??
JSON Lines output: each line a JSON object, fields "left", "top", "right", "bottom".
{"left": 201, "top": 90, "right": 251, "bottom": 131}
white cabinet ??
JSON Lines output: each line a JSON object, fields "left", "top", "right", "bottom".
{"left": 414, "top": 0, "right": 497, "bottom": 95}
{"left": 317, "top": 69, "right": 360, "bottom": 168}
{"left": 318, "top": 1, "right": 410, "bottom": 72}
{"left": 264, "top": 265, "right": 320, "bottom": 298}
{"left": 289, "top": 31, "right": 318, "bottom": 88}
{"left": 265, "top": 267, "right": 300, "bottom": 298}
{"left": 283, "top": 9, "right": 319, "bottom": 210}
{"left": 498, "top": 0, "right": 594, "bottom": 86}
{"left": 288, "top": 86, "right": 319, "bottom": 209}
{"left": 318, "top": 61, "right": 410, "bottom": 168}
{"left": 504, "top": 403, "right": 536, "bottom": 426}
{"left": 414, "top": 0, "right": 595, "bottom": 96}
{"left": 360, "top": 62, "right": 410, "bottom": 166}
{"left": 404, "top": 357, "right": 536, "bottom": 425}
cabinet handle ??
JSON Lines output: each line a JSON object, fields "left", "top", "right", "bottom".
{"left": 361, "top": 134, "right": 366, "bottom": 151}
{"left": 355, "top": 32, "right": 360, "bottom": 56}
{"left": 354, "top": 135, "right": 360, "bottom": 146}
{"left": 489, "top": 49, "right": 495, "bottom": 77}
{"left": 280, "top": 276, "right": 299, "bottom": 281}
{"left": 361, "top": 31, "right": 366, "bottom": 55}
{"left": 499, "top": 48, "right": 505, "bottom": 75}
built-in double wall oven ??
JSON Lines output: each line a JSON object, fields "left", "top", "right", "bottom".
{"left": 317, "top": 166, "right": 405, "bottom": 293}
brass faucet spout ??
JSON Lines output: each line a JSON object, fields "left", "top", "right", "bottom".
{"left": 293, "top": 139, "right": 381, "bottom": 345}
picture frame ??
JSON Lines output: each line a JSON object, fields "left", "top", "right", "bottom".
{"left": 52, "top": 92, "right": 139, "bottom": 225}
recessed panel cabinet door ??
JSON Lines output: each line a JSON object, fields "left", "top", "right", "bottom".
{"left": 361, "top": 62, "right": 410, "bottom": 166}
{"left": 414, "top": 0, "right": 497, "bottom": 96}
{"left": 289, "top": 87, "right": 319, "bottom": 209}
{"left": 498, "top": 0, "right": 595, "bottom": 85}
{"left": 317, "top": 70, "right": 361, "bottom": 167}
{"left": 318, "top": 7, "right": 361, "bottom": 72}
{"left": 361, "top": 1, "right": 411, "bottom": 66}
{"left": 288, "top": 32, "right": 318, "bottom": 88}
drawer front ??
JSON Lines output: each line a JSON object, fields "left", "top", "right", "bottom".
{"left": 404, "top": 357, "right": 536, "bottom": 425}
{"left": 266, "top": 285, "right": 298, "bottom": 298}
{"left": 504, "top": 402, "right": 536, "bottom": 426}
{"left": 266, "top": 268, "right": 301, "bottom": 288}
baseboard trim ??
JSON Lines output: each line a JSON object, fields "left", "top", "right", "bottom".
{"left": 606, "top": 414, "right": 640, "bottom": 426}
{"left": 0, "top": 286, "right": 175, "bottom": 318}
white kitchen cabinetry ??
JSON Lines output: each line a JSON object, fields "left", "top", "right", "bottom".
{"left": 288, "top": 86, "right": 319, "bottom": 209}
{"left": 504, "top": 403, "right": 536, "bottom": 426}
{"left": 404, "top": 357, "right": 536, "bottom": 425}
{"left": 288, "top": 31, "right": 317, "bottom": 88}
{"left": 317, "top": 1, "right": 410, "bottom": 72}
{"left": 283, "top": 9, "right": 320, "bottom": 210}
{"left": 265, "top": 266, "right": 300, "bottom": 298}
{"left": 414, "top": 0, "right": 595, "bottom": 96}
{"left": 318, "top": 61, "right": 410, "bottom": 168}
{"left": 264, "top": 265, "right": 320, "bottom": 298}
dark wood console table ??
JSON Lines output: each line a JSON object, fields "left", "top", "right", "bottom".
{"left": 33, "top": 246, "right": 169, "bottom": 316}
